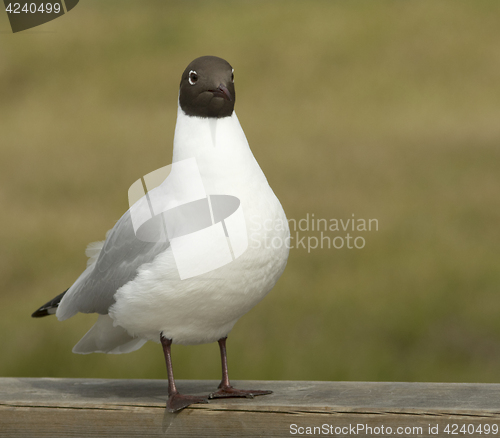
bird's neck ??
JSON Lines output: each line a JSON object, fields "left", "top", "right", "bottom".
{"left": 173, "top": 104, "right": 246, "bottom": 159}
{"left": 172, "top": 103, "right": 268, "bottom": 193}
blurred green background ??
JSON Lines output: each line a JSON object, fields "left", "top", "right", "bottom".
{"left": 1, "top": 0, "right": 500, "bottom": 384}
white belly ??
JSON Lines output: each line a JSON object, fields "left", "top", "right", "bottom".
{"left": 109, "top": 192, "right": 289, "bottom": 345}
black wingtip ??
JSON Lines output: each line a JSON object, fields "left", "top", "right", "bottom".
{"left": 31, "top": 289, "right": 68, "bottom": 318}
{"left": 31, "top": 308, "right": 53, "bottom": 318}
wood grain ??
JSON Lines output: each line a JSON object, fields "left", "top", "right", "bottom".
{"left": 1, "top": 378, "right": 499, "bottom": 437}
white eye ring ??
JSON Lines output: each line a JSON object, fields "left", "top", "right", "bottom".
{"left": 231, "top": 68, "right": 234, "bottom": 83}
{"left": 188, "top": 70, "right": 198, "bottom": 85}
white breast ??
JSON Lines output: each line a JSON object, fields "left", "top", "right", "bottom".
{"left": 108, "top": 107, "right": 289, "bottom": 345}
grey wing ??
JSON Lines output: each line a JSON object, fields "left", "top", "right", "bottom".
{"left": 57, "top": 209, "right": 170, "bottom": 320}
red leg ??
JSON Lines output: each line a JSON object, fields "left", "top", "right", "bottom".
{"left": 160, "top": 335, "right": 208, "bottom": 412}
{"left": 209, "top": 337, "right": 272, "bottom": 399}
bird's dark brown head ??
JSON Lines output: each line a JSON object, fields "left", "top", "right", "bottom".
{"left": 179, "top": 56, "right": 235, "bottom": 118}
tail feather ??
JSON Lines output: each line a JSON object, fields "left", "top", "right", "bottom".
{"left": 31, "top": 289, "right": 68, "bottom": 318}
{"left": 73, "top": 315, "right": 147, "bottom": 354}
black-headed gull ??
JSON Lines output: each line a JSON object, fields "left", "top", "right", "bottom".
{"left": 33, "top": 56, "right": 289, "bottom": 412}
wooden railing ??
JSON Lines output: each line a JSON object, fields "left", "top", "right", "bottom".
{"left": 1, "top": 378, "right": 499, "bottom": 437}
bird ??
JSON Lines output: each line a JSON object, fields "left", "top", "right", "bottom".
{"left": 32, "top": 55, "right": 290, "bottom": 412}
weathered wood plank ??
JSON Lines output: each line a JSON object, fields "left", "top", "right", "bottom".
{"left": 1, "top": 378, "right": 500, "bottom": 437}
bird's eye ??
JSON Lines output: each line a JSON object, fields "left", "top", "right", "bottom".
{"left": 188, "top": 70, "right": 198, "bottom": 85}
{"left": 231, "top": 68, "right": 234, "bottom": 83}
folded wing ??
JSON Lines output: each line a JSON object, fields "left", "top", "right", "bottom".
{"left": 56, "top": 209, "right": 170, "bottom": 320}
